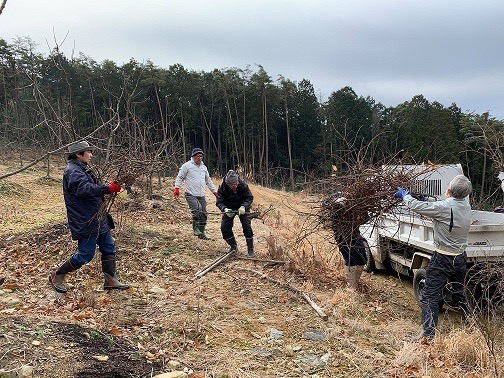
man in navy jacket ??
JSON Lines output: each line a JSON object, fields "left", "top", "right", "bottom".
{"left": 49, "top": 140, "right": 129, "bottom": 294}
{"left": 216, "top": 170, "right": 254, "bottom": 257}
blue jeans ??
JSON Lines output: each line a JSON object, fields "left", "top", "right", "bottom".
{"left": 71, "top": 231, "right": 116, "bottom": 268}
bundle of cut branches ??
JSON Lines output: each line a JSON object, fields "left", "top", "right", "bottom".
{"left": 94, "top": 157, "right": 168, "bottom": 188}
{"left": 93, "top": 153, "right": 174, "bottom": 220}
{"left": 316, "top": 164, "right": 437, "bottom": 239}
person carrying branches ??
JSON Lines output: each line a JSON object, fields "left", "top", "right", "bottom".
{"left": 321, "top": 192, "right": 368, "bottom": 290}
{"left": 173, "top": 148, "right": 217, "bottom": 240}
{"left": 216, "top": 170, "right": 255, "bottom": 257}
{"left": 49, "top": 140, "right": 129, "bottom": 294}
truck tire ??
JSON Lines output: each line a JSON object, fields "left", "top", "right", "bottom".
{"left": 363, "top": 239, "right": 375, "bottom": 273}
{"left": 413, "top": 268, "right": 445, "bottom": 310}
{"left": 413, "top": 268, "right": 427, "bottom": 307}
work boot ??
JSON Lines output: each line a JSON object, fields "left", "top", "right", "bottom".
{"left": 246, "top": 237, "right": 255, "bottom": 258}
{"left": 198, "top": 224, "right": 211, "bottom": 240}
{"left": 354, "top": 265, "right": 364, "bottom": 283}
{"left": 225, "top": 236, "right": 238, "bottom": 254}
{"left": 192, "top": 221, "right": 202, "bottom": 237}
{"left": 344, "top": 265, "right": 361, "bottom": 290}
{"left": 102, "top": 257, "right": 129, "bottom": 290}
{"left": 49, "top": 258, "right": 77, "bottom": 294}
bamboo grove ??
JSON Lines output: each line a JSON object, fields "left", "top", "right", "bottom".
{"left": 1, "top": 37, "right": 504, "bottom": 207}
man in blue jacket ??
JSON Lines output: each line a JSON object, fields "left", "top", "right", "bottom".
{"left": 49, "top": 140, "right": 129, "bottom": 294}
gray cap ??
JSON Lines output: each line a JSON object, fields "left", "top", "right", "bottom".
{"left": 225, "top": 170, "right": 239, "bottom": 184}
{"left": 67, "top": 140, "right": 93, "bottom": 155}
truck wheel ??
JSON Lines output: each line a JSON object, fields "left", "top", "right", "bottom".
{"left": 413, "top": 268, "right": 444, "bottom": 310}
{"left": 363, "top": 239, "right": 375, "bottom": 273}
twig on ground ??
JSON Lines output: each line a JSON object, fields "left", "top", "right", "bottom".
{"left": 233, "top": 266, "right": 328, "bottom": 320}
{"left": 235, "top": 256, "right": 287, "bottom": 266}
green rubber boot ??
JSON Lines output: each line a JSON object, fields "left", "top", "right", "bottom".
{"left": 198, "top": 224, "right": 211, "bottom": 240}
{"left": 192, "top": 221, "right": 202, "bottom": 237}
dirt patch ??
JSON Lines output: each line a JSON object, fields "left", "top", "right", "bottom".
{"left": 0, "top": 317, "right": 161, "bottom": 377}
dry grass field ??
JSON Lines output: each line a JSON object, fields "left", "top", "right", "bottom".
{"left": 0, "top": 154, "right": 502, "bottom": 377}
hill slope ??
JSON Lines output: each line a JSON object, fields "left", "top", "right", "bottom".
{"left": 0, "top": 159, "right": 497, "bottom": 377}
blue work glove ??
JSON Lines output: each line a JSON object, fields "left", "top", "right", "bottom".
{"left": 224, "top": 208, "right": 235, "bottom": 218}
{"left": 394, "top": 187, "right": 409, "bottom": 199}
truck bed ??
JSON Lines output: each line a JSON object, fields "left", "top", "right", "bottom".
{"left": 372, "top": 208, "right": 504, "bottom": 262}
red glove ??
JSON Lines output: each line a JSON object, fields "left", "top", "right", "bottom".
{"left": 108, "top": 181, "right": 122, "bottom": 193}
{"left": 213, "top": 191, "right": 217, "bottom": 197}
{"left": 173, "top": 188, "right": 180, "bottom": 196}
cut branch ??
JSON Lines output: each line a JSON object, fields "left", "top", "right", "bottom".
{"left": 233, "top": 266, "right": 328, "bottom": 320}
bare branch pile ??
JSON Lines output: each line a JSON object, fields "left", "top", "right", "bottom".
{"left": 316, "top": 165, "right": 431, "bottom": 238}
{"left": 96, "top": 157, "right": 168, "bottom": 188}
{"left": 466, "top": 262, "right": 504, "bottom": 315}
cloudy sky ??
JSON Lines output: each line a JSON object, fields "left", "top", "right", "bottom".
{"left": 1, "top": 0, "right": 503, "bottom": 119}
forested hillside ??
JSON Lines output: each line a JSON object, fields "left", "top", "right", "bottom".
{"left": 1, "top": 36, "right": 504, "bottom": 207}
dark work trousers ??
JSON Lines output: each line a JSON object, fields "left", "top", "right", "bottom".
{"left": 337, "top": 234, "right": 368, "bottom": 267}
{"left": 185, "top": 193, "right": 208, "bottom": 225}
{"left": 421, "top": 251, "right": 469, "bottom": 337}
{"left": 221, "top": 214, "right": 253, "bottom": 246}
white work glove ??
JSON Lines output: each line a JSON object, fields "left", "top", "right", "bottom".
{"left": 498, "top": 172, "right": 504, "bottom": 181}
{"left": 224, "top": 208, "right": 235, "bottom": 218}
{"left": 238, "top": 206, "right": 246, "bottom": 216}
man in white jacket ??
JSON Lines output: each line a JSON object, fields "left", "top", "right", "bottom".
{"left": 174, "top": 148, "right": 217, "bottom": 239}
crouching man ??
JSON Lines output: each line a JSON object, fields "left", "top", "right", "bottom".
{"left": 216, "top": 170, "right": 255, "bottom": 257}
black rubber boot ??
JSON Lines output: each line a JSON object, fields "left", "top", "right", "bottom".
{"left": 246, "top": 237, "right": 254, "bottom": 258}
{"left": 198, "top": 224, "right": 211, "bottom": 240}
{"left": 49, "top": 258, "right": 77, "bottom": 294}
{"left": 225, "top": 236, "right": 238, "bottom": 254}
{"left": 102, "top": 257, "right": 130, "bottom": 290}
{"left": 192, "top": 221, "right": 202, "bottom": 237}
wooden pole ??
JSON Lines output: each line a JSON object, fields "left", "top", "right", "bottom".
{"left": 194, "top": 250, "right": 235, "bottom": 279}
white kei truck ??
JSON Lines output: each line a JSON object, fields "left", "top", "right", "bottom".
{"left": 360, "top": 164, "right": 504, "bottom": 308}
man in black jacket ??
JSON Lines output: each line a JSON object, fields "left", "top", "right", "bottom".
{"left": 49, "top": 140, "right": 129, "bottom": 294}
{"left": 215, "top": 170, "right": 255, "bottom": 257}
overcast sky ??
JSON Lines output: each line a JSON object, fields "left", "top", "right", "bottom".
{"left": 1, "top": 0, "right": 503, "bottom": 119}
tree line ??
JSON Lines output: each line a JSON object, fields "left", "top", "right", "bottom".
{"left": 1, "top": 36, "right": 503, "bottom": 208}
